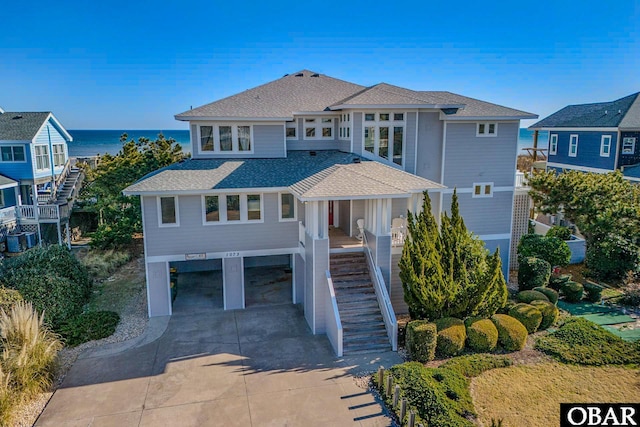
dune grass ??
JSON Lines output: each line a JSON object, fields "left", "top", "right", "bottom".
{"left": 471, "top": 363, "right": 640, "bottom": 427}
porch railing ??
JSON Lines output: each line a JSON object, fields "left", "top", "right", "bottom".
{"left": 515, "top": 171, "right": 527, "bottom": 188}
{"left": 16, "top": 204, "right": 67, "bottom": 221}
{"left": 362, "top": 231, "right": 398, "bottom": 351}
{"left": 324, "top": 271, "right": 343, "bottom": 357}
{"left": 391, "top": 226, "right": 406, "bottom": 247}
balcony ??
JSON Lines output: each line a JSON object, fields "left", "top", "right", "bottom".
{"left": 16, "top": 204, "right": 70, "bottom": 223}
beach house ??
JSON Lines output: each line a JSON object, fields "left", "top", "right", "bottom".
{"left": 0, "top": 109, "right": 82, "bottom": 249}
{"left": 124, "top": 70, "right": 537, "bottom": 354}
{"left": 529, "top": 92, "right": 640, "bottom": 179}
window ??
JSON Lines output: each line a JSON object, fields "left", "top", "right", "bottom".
{"left": 303, "top": 117, "right": 334, "bottom": 140}
{"left": 0, "top": 146, "right": 25, "bottom": 162}
{"left": 286, "top": 122, "right": 297, "bottom": 139}
{"left": 226, "top": 195, "right": 240, "bottom": 221}
{"left": 247, "top": 194, "right": 261, "bottom": 220}
{"left": 361, "top": 112, "right": 405, "bottom": 165}
{"left": 549, "top": 134, "right": 558, "bottom": 155}
{"left": 339, "top": 113, "right": 351, "bottom": 141}
{"left": 476, "top": 122, "right": 498, "bottom": 137}
{"left": 53, "top": 144, "right": 65, "bottom": 167}
{"left": 622, "top": 137, "right": 636, "bottom": 155}
{"left": 280, "top": 193, "right": 296, "bottom": 221}
{"left": 158, "top": 196, "right": 179, "bottom": 226}
{"left": 203, "top": 195, "right": 219, "bottom": 222}
{"left": 199, "top": 125, "right": 253, "bottom": 153}
{"left": 569, "top": 135, "right": 578, "bottom": 157}
{"left": 473, "top": 183, "right": 493, "bottom": 198}
{"left": 600, "top": 135, "right": 612, "bottom": 157}
{"left": 34, "top": 145, "right": 50, "bottom": 170}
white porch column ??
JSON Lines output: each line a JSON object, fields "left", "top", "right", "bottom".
{"left": 319, "top": 200, "right": 329, "bottom": 239}
{"left": 375, "top": 199, "right": 383, "bottom": 235}
{"left": 382, "top": 198, "right": 392, "bottom": 234}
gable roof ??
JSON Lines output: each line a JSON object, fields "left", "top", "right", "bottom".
{"left": 0, "top": 174, "right": 18, "bottom": 189}
{"left": 123, "top": 150, "right": 443, "bottom": 200}
{"left": 0, "top": 111, "right": 73, "bottom": 141}
{"left": 175, "top": 70, "right": 537, "bottom": 120}
{"left": 530, "top": 92, "right": 640, "bottom": 129}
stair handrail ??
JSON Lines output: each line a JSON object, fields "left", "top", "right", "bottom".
{"left": 362, "top": 230, "right": 398, "bottom": 351}
{"left": 325, "top": 270, "right": 343, "bottom": 357}
{"left": 52, "top": 160, "right": 72, "bottom": 200}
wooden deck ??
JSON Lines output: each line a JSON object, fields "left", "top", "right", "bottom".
{"left": 329, "top": 227, "right": 363, "bottom": 251}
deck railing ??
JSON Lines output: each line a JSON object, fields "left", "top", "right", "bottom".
{"left": 324, "top": 271, "right": 343, "bottom": 357}
{"left": 515, "top": 171, "right": 527, "bottom": 188}
{"left": 17, "top": 204, "right": 67, "bottom": 221}
{"left": 391, "top": 226, "right": 406, "bottom": 247}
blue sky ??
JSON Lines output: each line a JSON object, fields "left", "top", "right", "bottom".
{"left": 1, "top": 0, "right": 638, "bottom": 129}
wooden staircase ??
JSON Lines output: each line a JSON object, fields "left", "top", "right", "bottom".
{"left": 330, "top": 252, "right": 391, "bottom": 354}
{"left": 54, "top": 168, "right": 82, "bottom": 204}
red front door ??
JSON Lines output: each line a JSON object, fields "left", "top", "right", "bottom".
{"left": 328, "top": 201, "right": 334, "bottom": 226}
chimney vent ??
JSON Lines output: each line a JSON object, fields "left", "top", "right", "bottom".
{"left": 311, "top": 73, "right": 319, "bottom": 77}
{"left": 295, "top": 73, "right": 304, "bottom": 77}
{"left": 309, "top": 151, "right": 316, "bottom": 156}
{"left": 352, "top": 158, "right": 361, "bottom": 163}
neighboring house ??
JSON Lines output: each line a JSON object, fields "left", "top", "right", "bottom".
{"left": 0, "top": 109, "right": 82, "bottom": 248}
{"left": 124, "top": 70, "right": 536, "bottom": 355}
{"left": 529, "top": 92, "right": 640, "bottom": 180}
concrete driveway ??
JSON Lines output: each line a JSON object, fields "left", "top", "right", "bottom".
{"left": 36, "top": 300, "right": 401, "bottom": 426}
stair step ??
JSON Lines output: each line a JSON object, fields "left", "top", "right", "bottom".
{"left": 333, "top": 282, "right": 372, "bottom": 291}
{"left": 340, "top": 310, "right": 383, "bottom": 320}
{"left": 342, "top": 321, "right": 386, "bottom": 331}
{"left": 343, "top": 343, "right": 391, "bottom": 355}
{"left": 336, "top": 295, "right": 379, "bottom": 306}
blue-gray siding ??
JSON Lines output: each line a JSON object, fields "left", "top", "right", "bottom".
{"left": 351, "top": 199, "right": 364, "bottom": 237}
{"left": 287, "top": 118, "right": 342, "bottom": 151}
{"left": 547, "top": 130, "right": 617, "bottom": 170}
{"left": 294, "top": 254, "right": 305, "bottom": 304}
{"left": 313, "top": 238, "right": 329, "bottom": 334}
{"left": 415, "top": 112, "right": 443, "bottom": 183}
{"left": 390, "top": 253, "right": 408, "bottom": 315}
{"left": 443, "top": 122, "right": 518, "bottom": 187}
{"left": 352, "top": 113, "right": 363, "bottom": 156}
{"left": 481, "top": 238, "right": 510, "bottom": 279}
{"left": 441, "top": 191, "right": 513, "bottom": 235}
{"left": 147, "top": 261, "right": 171, "bottom": 317}
{"left": 404, "top": 112, "right": 417, "bottom": 174}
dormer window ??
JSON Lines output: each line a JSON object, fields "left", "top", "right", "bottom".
{"left": 477, "top": 123, "right": 497, "bottom": 137}
{"left": 198, "top": 124, "right": 253, "bottom": 153}
{"left": 303, "top": 117, "right": 335, "bottom": 140}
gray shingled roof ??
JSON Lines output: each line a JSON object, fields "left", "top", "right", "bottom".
{"left": 530, "top": 93, "right": 640, "bottom": 129}
{"left": 620, "top": 93, "right": 640, "bottom": 129}
{"left": 0, "top": 112, "right": 51, "bottom": 140}
{"left": 0, "top": 174, "right": 18, "bottom": 188}
{"left": 123, "top": 150, "right": 443, "bottom": 199}
{"left": 175, "top": 71, "right": 537, "bottom": 120}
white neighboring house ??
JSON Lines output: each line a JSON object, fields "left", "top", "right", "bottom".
{"left": 124, "top": 70, "right": 537, "bottom": 355}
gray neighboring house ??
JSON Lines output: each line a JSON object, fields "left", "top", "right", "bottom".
{"left": 124, "top": 70, "right": 537, "bottom": 355}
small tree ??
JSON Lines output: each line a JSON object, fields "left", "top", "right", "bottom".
{"left": 400, "top": 191, "right": 508, "bottom": 321}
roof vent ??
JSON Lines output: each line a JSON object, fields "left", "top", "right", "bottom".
{"left": 311, "top": 73, "right": 319, "bottom": 77}
{"left": 283, "top": 74, "right": 289, "bottom": 77}
{"left": 618, "top": 109, "right": 622, "bottom": 114}
{"left": 604, "top": 110, "right": 608, "bottom": 115}
{"left": 309, "top": 151, "right": 316, "bottom": 156}
{"left": 295, "top": 73, "right": 304, "bottom": 77}
{"left": 12, "top": 115, "right": 22, "bottom": 120}
{"left": 352, "top": 158, "right": 361, "bottom": 163}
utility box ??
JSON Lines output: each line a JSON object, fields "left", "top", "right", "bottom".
{"left": 24, "top": 232, "right": 38, "bottom": 249}
{"left": 6, "top": 233, "right": 27, "bottom": 253}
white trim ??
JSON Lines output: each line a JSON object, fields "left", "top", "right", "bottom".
{"left": 361, "top": 111, "right": 407, "bottom": 167}
{"left": 476, "top": 122, "right": 498, "bottom": 137}
{"left": 278, "top": 192, "right": 298, "bottom": 222}
{"left": 296, "top": 192, "right": 428, "bottom": 202}
{"left": 291, "top": 255, "right": 296, "bottom": 304}
{"left": 568, "top": 134, "right": 578, "bottom": 157}
{"left": 622, "top": 136, "right": 636, "bottom": 155}
{"left": 142, "top": 201, "right": 152, "bottom": 318}
{"left": 145, "top": 247, "right": 300, "bottom": 264}
{"left": 546, "top": 162, "right": 613, "bottom": 173}
{"left": 33, "top": 144, "right": 50, "bottom": 171}
{"left": 0, "top": 145, "right": 27, "bottom": 163}
{"left": 197, "top": 123, "right": 254, "bottom": 154}
{"left": 240, "top": 257, "right": 245, "bottom": 309}
{"left": 439, "top": 120, "right": 447, "bottom": 222}
{"left": 414, "top": 110, "right": 419, "bottom": 173}
{"left": 600, "top": 135, "right": 612, "bottom": 157}
{"left": 222, "top": 260, "right": 227, "bottom": 310}
{"left": 614, "top": 130, "right": 621, "bottom": 168}
{"left": 0, "top": 182, "right": 17, "bottom": 190}
{"left": 472, "top": 182, "right": 494, "bottom": 198}
{"left": 349, "top": 199, "right": 353, "bottom": 237}
{"left": 166, "top": 262, "right": 172, "bottom": 316}
{"left": 292, "top": 111, "right": 339, "bottom": 116}
{"left": 157, "top": 196, "right": 180, "bottom": 227}
{"left": 124, "top": 186, "right": 288, "bottom": 197}
{"left": 331, "top": 103, "right": 465, "bottom": 110}
{"left": 32, "top": 113, "right": 73, "bottom": 143}
{"left": 477, "top": 233, "right": 511, "bottom": 241}
{"left": 549, "top": 134, "right": 558, "bottom": 155}
{"left": 201, "top": 194, "right": 221, "bottom": 225}
{"left": 285, "top": 121, "right": 297, "bottom": 139}
{"left": 177, "top": 116, "right": 291, "bottom": 122}
{"left": 302, "top": 116, "right": 337, "bottom": 140}
{"left": 532, "top": 127, "right": 619, "bottom": 132}
{"left": 433, "top": 186, "right": 513, "bottom": 194}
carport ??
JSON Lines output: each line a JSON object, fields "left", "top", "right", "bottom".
{"left": 244, "top": 255, "right": 293, "bottom": 307}
{"left": 169, "top": 259, "right": 223, "bottom": 312}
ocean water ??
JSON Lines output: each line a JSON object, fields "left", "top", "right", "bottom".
{"left": 67, "top": 129, "right": 545, "bottom": 157}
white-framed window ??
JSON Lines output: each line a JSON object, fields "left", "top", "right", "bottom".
{"left": 303, "top": 117, "right": 335, "bottom": 140}
{"left": 34, "top": 145, "right": 50, "bottom": 170}
{"left": 569, "top": 135, "right": 578, "bottom": 157}
{"left": 476, "top": 123, "right": 498, "bottom": 137}
{"left": 0, "top": 191, "right": 4, "bottom": 208}
{"left": 52, "top": 144, "right": 65, "bottom": 167}
{"left": 201, "top": 193, "right": 263, "bottom": 225}
{"left": 622, "top": 137, "right": 636, "bottom": 155}
{"left": 600, "top": 135, "right": 612, "bottom": 157}
{"left": 362, "top": 112, "right": 405, "bottom": 166}
{"left": 0, "top": 145, "right": 26, "bottom": 162}
{"left": 473, "top": 182, "right": 494, "bottom": 198}
{"left": 158, "top": 196, "right": 179, "bottom": 227}
{"left": 549, "top": 134, "right": 558, "bottom": 155}
{"left": 339, "top": 113, "right": 351, "bottom": 141}
{"left": 198, "top": 124, "right": 253, "bottom": 153}
{"left": 286, "top": 121, "right": 297, "bottom": 139}
{"left": 279, "top": 192, "right": 297, "bottom": 221}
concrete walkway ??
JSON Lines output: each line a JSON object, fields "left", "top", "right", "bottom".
{"left": 36, "top": 303, "right": 401, "bottom": 426}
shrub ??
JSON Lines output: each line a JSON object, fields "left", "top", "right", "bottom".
{"left": 440, "top": 354, "right": 512, "bottom": 377}
{"left": 546, "top": 226, "right": 572, "bottom": 241}
{"left": 518, "top": 234, "right": 571, "bottom": 267}
{"left": 517, "top": 257, "right": 551, "bottom": 291}
{"left": 491, "top": 314, "right": 528, "bottom": 351}
{"left": 548, "top": 274, "right": 572, "bottom": 291}
{"left": 586, "top": 234, "right": 640, "bottom": 281}
{"left": 435, "top": 318, "right": 466, "bottom": 357}
{"left": 620, "top": 282, "right": 640, "bottom": 307}
{"left": 516, "top": 290, "right": 549, "bottom": 304}
{"left": 508, "top": 304, "right": 543, "bottom": 333}
{"left": 406, "top": 320, "right": 438, "bottom": 362}
{"left": 81, "top": 250, "right": 131, "bottom": 280}
{"left": 535, "top": 317, "right": 640, "bottom": 365}
{"left": 0, "top": 302, "right": 62, "bottom": 402}
{"left": 59, "top": 311, "right": 120, "bottom": 347}
{"left": 583, "top": 283, "right": 603, "bottom": 303}
{"left": 374, "top": 362, "right": 475, "bottom": 427}
{"left": 0, "top": 288, "right": 23, "bottom": 313}
{"left": 533, "top": 286, "right": 559, "bottom": 304}
{"left": 561, "top": 281, "right": 584, "bottom": 303}
{"left": 530, "top": 300, "right": 559, "bottom": 330}
{"left": 465, "top": 318, "right": 498, "bottom": 352}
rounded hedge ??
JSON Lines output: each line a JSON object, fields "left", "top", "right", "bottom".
{"left": 59, "top": 310, "right": 120, "bottom": 346}
{"left": 516, "top": 290, "right": 550, "bottom": 304}
{"left": 548, "top": 274, "right": 572, "bottom": 291}
{"left": 508, "top": 303, "right": 543, "bottom": 333}
{"left": 530, "top": 300, "right": 559, "bottom": 330}
{"left": 406, "top": 320, "right": 438, "bottom": 363}
{"left": 546, "top": 226, "right": 572, "bottom": 241}
{"left": 584, "top": 283, "right": 603, "bottom": 303}
{"left": 561, "top": 281, "right": 584, "bottom": 303}
{"left": 491, "top": 314, "right": 528, "bottom": 351}
{"left": 465, "top": 318, "right": 498, "bottom": 352}
{"left": 518, "top": 257, "right": 551, "bottom": 291}
{"left": 518, "top": 234, "right": 571, "bottom": 267}
{"left": 434, "top": 317, "right": 466, "bottom": 357}
{"left": 533, "top": 286, "right": 559, "bottom": 305}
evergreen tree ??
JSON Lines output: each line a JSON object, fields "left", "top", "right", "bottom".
{"left": 400, "top": 190, "right": 508, "bottom": 320}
